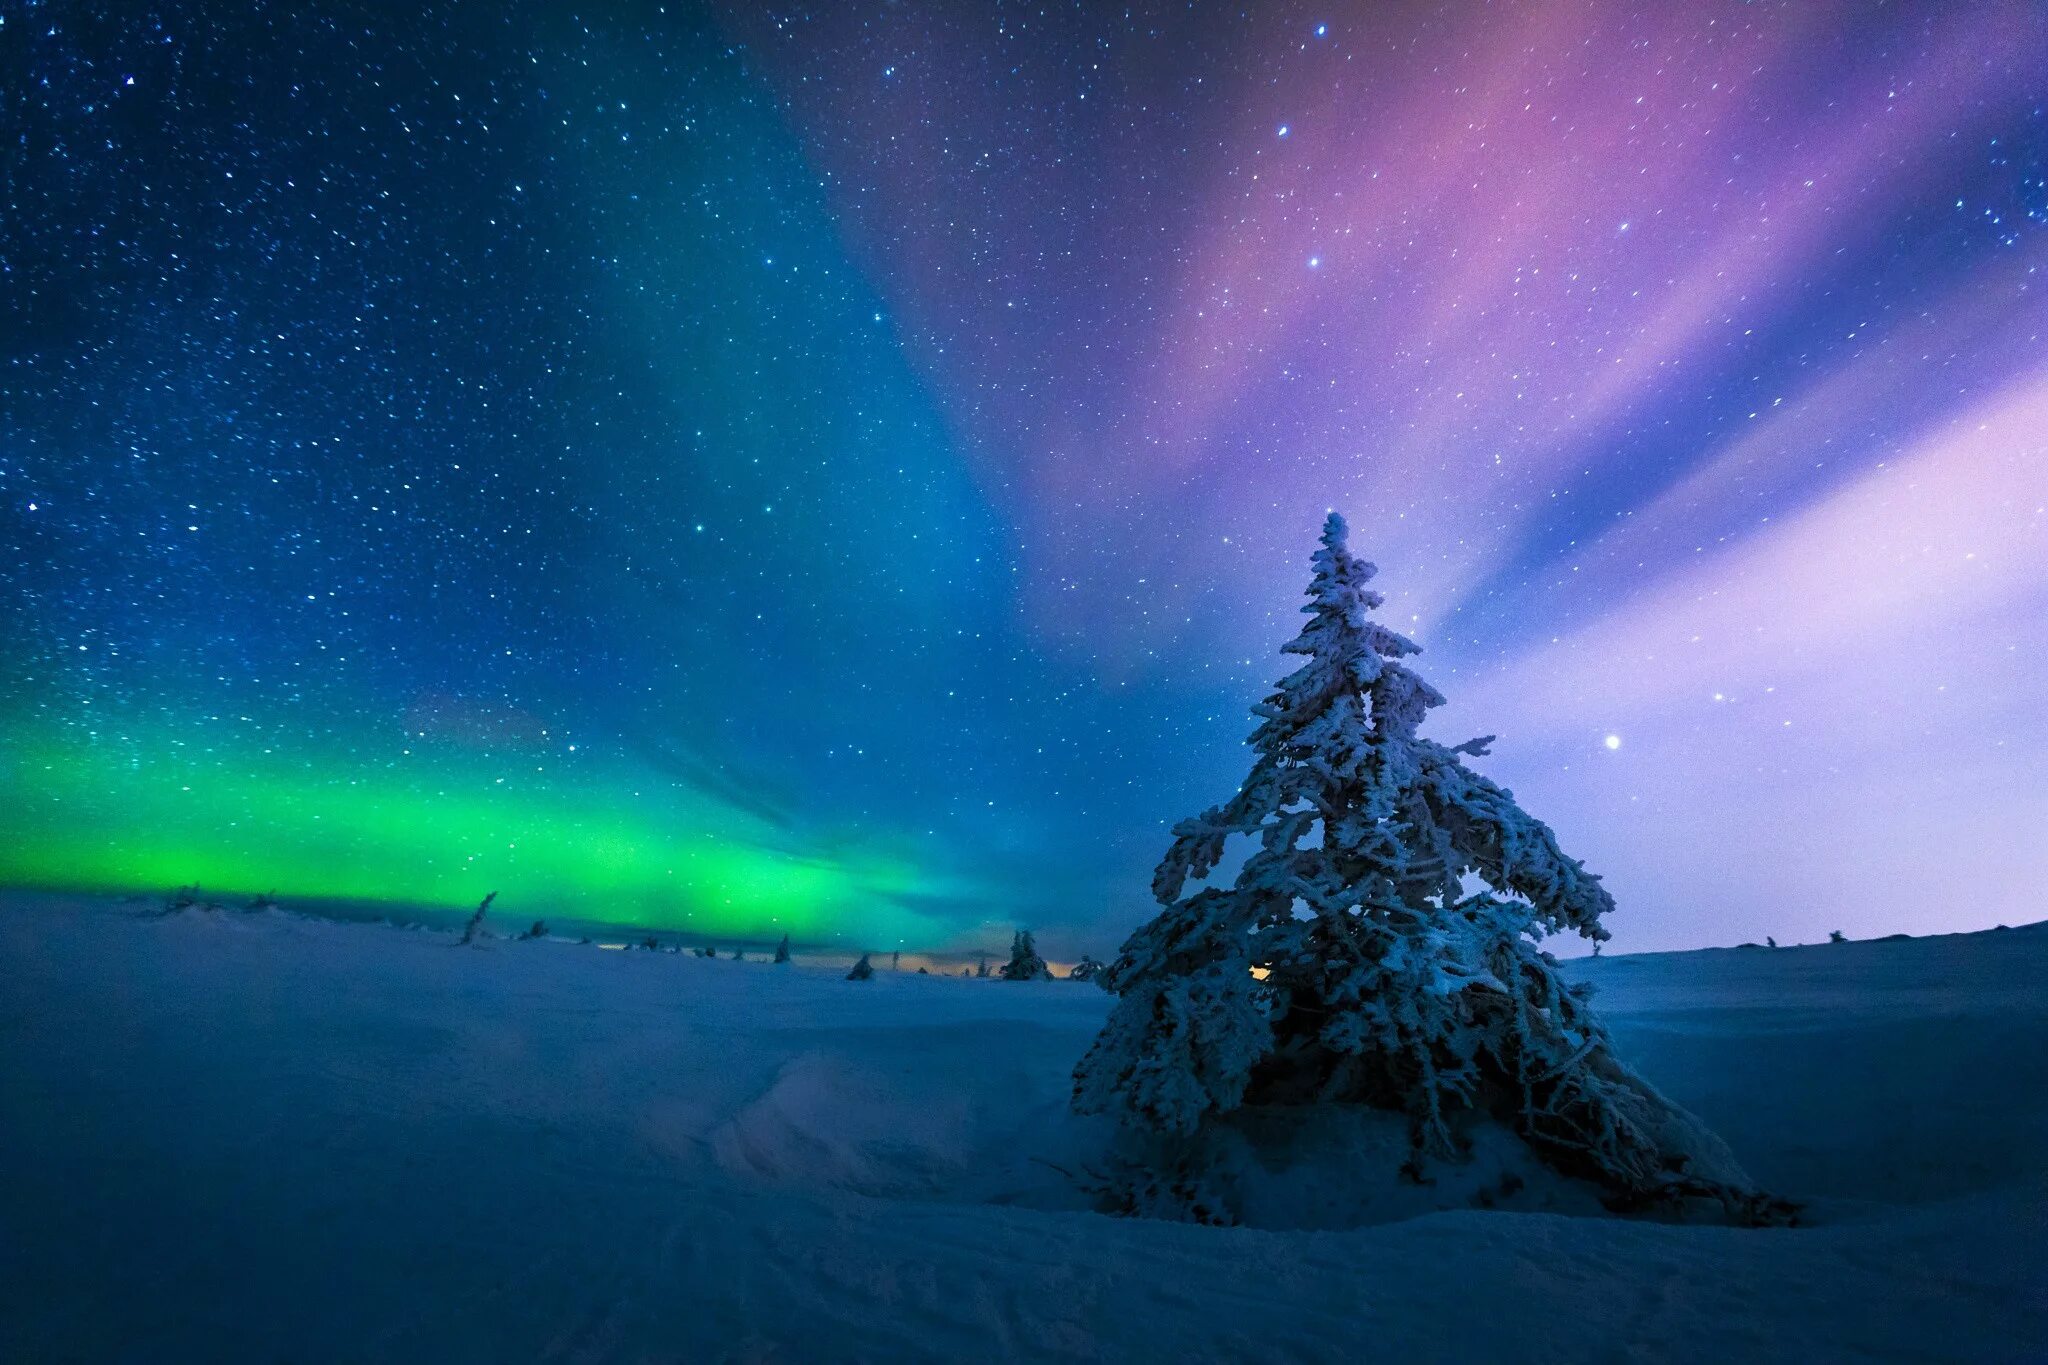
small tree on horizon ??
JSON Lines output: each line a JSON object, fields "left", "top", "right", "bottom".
{"left": 847, "top": 953, "right": 875, "bottom": 981}
{"left": 999, "top": 929, "right": 1053, "bottom": 981}
{"left": 1071, "top": 513, "right": 1779, "bottom": 1223}
{"left": 773, "top": 934, "right": 793, "bottom": 964}
{"left": 458, "top": 891, "right": 496, "bottom": 946}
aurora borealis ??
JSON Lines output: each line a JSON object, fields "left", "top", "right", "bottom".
{"left": 4, "top": 1, "right": 2044, "bottom": 952}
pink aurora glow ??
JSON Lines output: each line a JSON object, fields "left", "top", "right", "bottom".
{"left": 722, "top": 0, "right": 2046, "bottom": 947}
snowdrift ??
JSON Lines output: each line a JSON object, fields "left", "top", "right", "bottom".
{"left": 2, "top": 894, "right": 2043, "bottom": 1361}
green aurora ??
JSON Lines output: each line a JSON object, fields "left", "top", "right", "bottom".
{"left": 0, "top": 724, "right": 947, "bottom": 943}
{"left": 0, "top": 7, "right": 1038, "bottom": 946}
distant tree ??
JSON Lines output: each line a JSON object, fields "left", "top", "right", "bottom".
{"left": 246, "top": 890, "right": 280, "bottom": 911}
{"left": 164, "top": 885, "right": 201, "bottom": 915}
{"left": 847, "top": 953, "right": 875, "bottom": 981}
{"left": 458, "top": 891, "right": 496, "bottom": 945}
{"left": 891, "top": 950, "right": 901, "bottom": 971}
{"left": 732, "top": 948, "right": 745, "bottom": 962}
{"left": 521, "top": 920, "right": 548, "bottom": 940}
{"left": 640, "top": 935, "right": 660, "bottom": 951}
{"left": 1766, "top": 936, "right": 1778, "bottom": 949}
{"left": 704, "top": 943, "right": 717, "bottom": 958}
{"left": 1829, "top": 929, "right": 1847, "bottom": 944}
{"left": 975, "top": 954, "right": 991, "bottom": 979}
{"left": 916, "top": 967, "right": 930, "bottom": 975}
{"left": 1000, "top": 929, "right": 1053, "bottom": 981}
{"left": 773, "top": 934, "right": 793, "bottom": 964}
{"left": 1068, "top": 956, "right": 1105, "bottom": 983}
{"left": 1073, "top": 513, "right": 1780, "bottom": 1224}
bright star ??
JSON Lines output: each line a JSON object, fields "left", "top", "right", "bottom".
{"left": 1603, "top": 735, "right": 1622, "bottom": 750}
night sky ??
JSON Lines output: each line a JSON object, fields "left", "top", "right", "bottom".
{"left": 4, "top": 1, "right": 2044, "bottom": 954}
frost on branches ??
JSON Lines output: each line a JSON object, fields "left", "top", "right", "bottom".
{"left": 1072, "top": 514, "right": 1784, "bottom": 1225}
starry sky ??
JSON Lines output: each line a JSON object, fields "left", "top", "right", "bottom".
{"left": 4, "top": 0, "right": 2044, "bottom": 954}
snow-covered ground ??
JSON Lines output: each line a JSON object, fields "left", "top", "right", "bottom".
{"left": 3, "top": 894, "right": 2043, "bottom": 1362}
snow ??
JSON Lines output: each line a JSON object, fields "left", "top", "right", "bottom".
{"left": 3, "top": 893, "right": 2044, "bottom": 1361}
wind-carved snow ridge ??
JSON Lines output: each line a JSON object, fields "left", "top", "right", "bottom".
{"left": 1073, "top": 512, "right": 1788, "bottom": 1225}
{"left": 711, "top": 1055, "right": 972, "bottom": 1197}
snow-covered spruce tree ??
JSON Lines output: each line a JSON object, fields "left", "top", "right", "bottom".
{"left": 773, "top": 934, "right": 793, "bottom": 964}
{"left": 1000, "top": 929, "right": 1053, "bottom": 981}
{"left": 847, "top": 953, "right": 875, "bottom": 981}
{"left": 1072, "top": 513, "right": 1782, "bottom": 1224}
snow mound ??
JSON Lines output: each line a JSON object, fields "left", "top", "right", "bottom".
{"left": 1156, "top": 1104, "right": 1609, "bottom": 1229}
{"left": 712, "top": 1054, "right": 975, "bottom": 1195}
